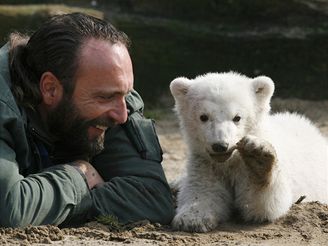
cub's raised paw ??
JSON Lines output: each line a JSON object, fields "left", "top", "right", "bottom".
{"left": 237, "top": 135, "right": 277, "bottom": 186}
{"left": 172, "top": 207, "right": 219, "bottom": 232}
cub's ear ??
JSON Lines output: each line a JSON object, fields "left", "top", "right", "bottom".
{"left": 251, "top": 76, "right": 275, "bottom": 101}
{"left": 169, "top": 77, "right": 191, "bottom": 99}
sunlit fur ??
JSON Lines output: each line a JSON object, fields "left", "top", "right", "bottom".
{"left": 170, "top": 72, "right": 328, "bottom": 232}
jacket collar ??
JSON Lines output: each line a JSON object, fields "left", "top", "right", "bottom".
{"left": 0, "top": 43, "right": 11, "bottom": 86}
{"left": 25, "top": 107, "right": 57, "bottom": 149}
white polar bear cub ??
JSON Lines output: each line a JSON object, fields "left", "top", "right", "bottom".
{"left": 170, "top": 72, "right": 328, "bottom": 232}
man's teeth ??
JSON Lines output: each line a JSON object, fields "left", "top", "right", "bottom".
{"left": 95, "top": 125, "right": 108, "bottom": 131}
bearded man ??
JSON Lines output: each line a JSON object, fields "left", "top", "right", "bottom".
{"left": 0, "top": 13, "right": 174, "bottom": 227}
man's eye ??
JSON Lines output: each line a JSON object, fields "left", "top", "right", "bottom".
{"left": 98, "top": 95, "right": 113, "bottom": 100}
{"left": 233, "top": 115, "right": 241, "bottom": 122}
{"left": 200, "top": 114, "right": 209, "bottom": 122}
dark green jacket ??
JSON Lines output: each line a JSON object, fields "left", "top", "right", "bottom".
{"left": 0, "top": 43, "right": 174, "bottom": 227}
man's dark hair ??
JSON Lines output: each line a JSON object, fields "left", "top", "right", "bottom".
{"left": 9, "top": 12, "right": 130, "bottom": 109}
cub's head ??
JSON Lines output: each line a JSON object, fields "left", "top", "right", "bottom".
{"left": 170, "top": 72, "right": 274, "bottom": 162}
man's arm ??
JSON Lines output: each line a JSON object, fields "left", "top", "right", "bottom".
{"left": 87, "top": 92, "right": 175, "bottom": 225}
{"left": 0, "top": 100, "right": 93, "bottom": 227}
{"left": 70, "top": 160, "right": 105, "bottom": 189}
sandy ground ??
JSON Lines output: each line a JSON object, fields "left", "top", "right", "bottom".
{"left": 1, "top": 98, "right": 328, "bottom": 245}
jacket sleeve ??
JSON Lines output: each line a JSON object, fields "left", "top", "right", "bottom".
{"left": 88, "top": 91, "right": 175, "bottom": 225}
{"left": 0, "top": 100, "right": 92, "bottom": 227}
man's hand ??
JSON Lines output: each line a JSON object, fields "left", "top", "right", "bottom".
{"left": 70, "top": 160, "right": 105, "bottom": 189}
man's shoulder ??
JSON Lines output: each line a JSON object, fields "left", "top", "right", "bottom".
{"left": 0, "top": 43, "right": 22, "bottom": 118}
{"left": 125, "top": 90, "right": 144, "bottom": 115}
{"left": 0, "top": 43, "right": 11, "bottom": 83}
{"left": 120, "top": 90, "right": 163, "bottom": 162}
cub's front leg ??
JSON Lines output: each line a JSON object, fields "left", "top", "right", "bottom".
{"left": 172, "top": 164, "right": 232, "bottom": 232}
{"left": 237, "top": 135, "right": 277, "bottom": 187}
{"left": 235, "top": 135, "right": 292, "bottom": 222}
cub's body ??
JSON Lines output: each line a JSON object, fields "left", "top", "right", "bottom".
{"left": 170, "top": 72, "right": 328, "bottom": 232}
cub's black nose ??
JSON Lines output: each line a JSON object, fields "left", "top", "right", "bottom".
{"left": 212, "top": 142, "right": 229, "bottom": 152}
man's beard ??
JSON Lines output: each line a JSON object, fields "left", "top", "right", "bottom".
{"left": 46, "top": 95, "right": 114, "bottom": 161}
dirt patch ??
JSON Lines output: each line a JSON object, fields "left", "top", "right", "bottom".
{"left": 1, "top": 202, "right": 327, "bottom": 245}
{"left": 1, "top": 99, "right": 328, "bottom": 245}
{"left": 0, "top": 225, "right": 64, "bottom": 245}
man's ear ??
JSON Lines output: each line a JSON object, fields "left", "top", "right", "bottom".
{"left": 169, "top": 77, "right": 191, "bottom": 100}
{"left": 39, "top": 71, "right": 63, "bottom": 108}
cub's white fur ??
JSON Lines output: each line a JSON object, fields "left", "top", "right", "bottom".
{"left": 170, "top": 72, "right": 328, "bottom": 232}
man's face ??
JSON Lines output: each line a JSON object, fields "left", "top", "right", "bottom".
{"left": 47, "top": 39, "right": 134, "bottom": 159}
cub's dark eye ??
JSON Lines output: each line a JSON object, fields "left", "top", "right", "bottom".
{"left": 200, "top": 114, "right": 209, "bottom": 122}
{"left": 233, "top": 115, "right": 241, "bottom": 122}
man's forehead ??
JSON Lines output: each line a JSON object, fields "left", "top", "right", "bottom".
{"left": 73, "top": 38, "right": 133, "bottom": 95}
{"left": 77, "top": 39, "right": 131, "bottom": 70}
{"left": 80, "top": 38, "right": 127, "bottom": 57}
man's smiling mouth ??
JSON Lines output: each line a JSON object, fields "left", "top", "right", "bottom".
{"left": 88, "top": 125, "right": 108, "bottom": 140}
{"left": 94, "top": 125, "right": 108, "bottom": 131}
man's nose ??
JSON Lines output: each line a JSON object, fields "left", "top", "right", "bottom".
{"left": 107, "top": 98, "right": 128, "bottom": 124}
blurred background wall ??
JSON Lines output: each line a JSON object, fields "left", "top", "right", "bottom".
{"left": 0, "top": 0, "right": 327, "bottom": 107}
